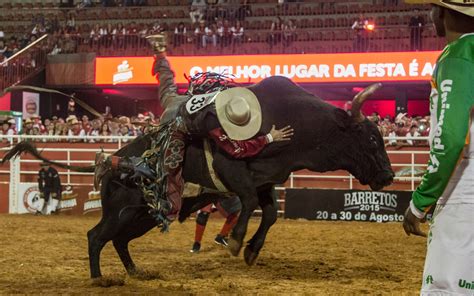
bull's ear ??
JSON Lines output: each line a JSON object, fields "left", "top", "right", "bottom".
{"left": 334, "top": 108, "right": 351, "bottom": 130}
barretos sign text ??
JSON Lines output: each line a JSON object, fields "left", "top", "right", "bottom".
{"left": 95, "top": 51, "right": 440, "bottom": 85}
{"left": 285, "top": 189, "right": 433, "bottom": 223}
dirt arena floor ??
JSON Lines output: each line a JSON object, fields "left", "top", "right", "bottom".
{"left": 0, "top": 214, "right": 429, "bottom": 295}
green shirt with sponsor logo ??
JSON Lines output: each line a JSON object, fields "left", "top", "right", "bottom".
{"left": 412, "top": 34, "right": 474, "bottom": 213}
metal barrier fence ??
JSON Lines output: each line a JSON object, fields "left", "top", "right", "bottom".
{"left": 0, "top": 34, "right": 50, "bottom": 92}
{"left": 59, "top": 25, "right": 443, "bottom": 57}
{"left": 0, "top": 134, "right": 429, "bottom": 191}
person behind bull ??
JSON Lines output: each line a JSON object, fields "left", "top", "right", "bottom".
{"left": 37, "top": 162, "right": 62, "bottom": 215}
{"left": 107, "top": 33, "right": 294, "bottom": 231}
{"left": 190, "top": 195, "right": 241, "bottom": 253}
{"left": 402, "top": 1, "right": 474, "bottom": 294}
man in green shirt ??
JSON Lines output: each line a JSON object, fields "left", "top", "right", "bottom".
{"left": 403, "top": 1, "right": 474, "bottom": 294}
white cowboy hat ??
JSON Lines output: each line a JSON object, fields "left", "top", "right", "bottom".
{"left": 215, "top": 87, "right": 262, "bottom": 140}
{"left": 405, "top": 0, "right": 474, "bottom": 17}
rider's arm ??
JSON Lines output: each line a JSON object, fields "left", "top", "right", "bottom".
{"left": 410, "top": 58, "right": 474, "bottom": 218}
{"left": 208, "top": 127, "right": 271, "bottom": 159}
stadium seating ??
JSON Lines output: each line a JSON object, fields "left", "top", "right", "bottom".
{"left": 0, "top": 0, "right": 442, "bottom": 56}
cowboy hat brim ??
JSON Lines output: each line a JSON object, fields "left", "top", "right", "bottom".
{"left": 215, "top": 87, "right": 262, "bottom": 141}
{"left": 405, "top": 0, "right": 474, "bottom": 17}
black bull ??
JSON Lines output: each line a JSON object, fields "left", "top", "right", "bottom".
{"left": 2, "top": 76, "right": 394, "bottom": 280}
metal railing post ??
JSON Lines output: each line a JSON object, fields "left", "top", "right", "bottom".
{"left": 411, "top": 152, "right": 415, "bottom": 191}
{"left": 67, "top": 150, "right": 71, "bottom": 184}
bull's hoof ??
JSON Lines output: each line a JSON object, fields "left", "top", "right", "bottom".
{"left": 91, "top": 276, "right": 125, "bottom": 287}
{"left": 227, "top": 237, "right": 242, "bottom": 257}
{"left": 129, "top": 268, "right": 163, "bottom": 281}
{"left": 243, "top": 246, "right": 259, "bottom": 266}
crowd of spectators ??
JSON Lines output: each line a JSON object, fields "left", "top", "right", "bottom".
{"left": 0, "top": 0, "right": 429, "bottom": 62}
{"left": 0, "top": 101, "right": 159, "bottom": 143}
{"left": 368, "top": 112, "right": 430, "bottom": 147}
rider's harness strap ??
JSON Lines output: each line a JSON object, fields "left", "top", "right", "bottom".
{"left": 203, "top": 139, "right": 229, "bottom": 192}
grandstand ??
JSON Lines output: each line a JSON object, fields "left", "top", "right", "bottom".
{"left": 0, "top": 0, "right": 443, "bottom": 57}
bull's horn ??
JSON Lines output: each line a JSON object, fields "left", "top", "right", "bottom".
{"left": 351, "top": 83, "right": 382, "bottom": 122}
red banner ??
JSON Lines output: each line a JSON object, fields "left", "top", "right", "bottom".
{"left": 95, "top": 51, "right": 441, "bottom": 86}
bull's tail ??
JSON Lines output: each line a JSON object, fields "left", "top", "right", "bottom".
{"left": 1, "top": 141, "right": 96, "bottom": 173}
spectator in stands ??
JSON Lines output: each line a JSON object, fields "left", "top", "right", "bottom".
{"left": 1, "top": 119, "right": 16, "bottom": 137}
{"left": 46, "top": 122, "right": 55, "bottom": 138}
{"left": 174, "top": 22, "right": 187, "bottom": 47}
{"left": 99, "top": 24, "right": 108, "bottom": 47}
{"left": 100, "top": 122, "right": 111, "bottom": 140}
{"left": 235, "top": 0, "right": 252, "bottom": 21}
{"left": 386, "top": 123, "right": 398, "bottom": 146}
{"left": 108, "top": 120, "right": 120, "bottom": 142}
{"left": 405, "top": 124, "right": 420, "bottom": 146}
{"left": 7, "top": 37, "right": 19, "bottom": 57}
{"left": 67, "top": 99, "right": 77, "bottom": 117}
{"left": 190, "top": 0, "right": 206, "bottom": 24}
{"left": 66, "top": 15, "right": 76, "bottom": 33}
{"left": 68, "top": 118, "right": 85, "bottom": 141}
{"left": 194, "top": 21, "right": 206, "bottom": 48}
{"left": 352, "top": 14, "right": 369, "bottom": 52}
{"left": 88, "top": 119, "right": 101, "bottom": 143}
{"left": 218, "top": 19, "right": 232, "bottom": 48}
{"left": 120, "top": 125, "right": 132, "bottom": 142}
{"left": 80, "top": 0, "right": 92, "bottom": 8}
{"left": 22, "top": 118, "right": 33, "bottom": 135}
{"left": 0, "top": 27, "right": 4, "bottom": 40}
{"left": 282, "top": 19, "right": 297, "bottom": 47}
{"left": 268, "top": 17, "right": 284, "bottom": 47}
{"left": 31, "top": 115, "right": 45, "bottom": 133}
{"left": 82, "top": 115, "right": 91, "bottom": 134}
{"left": 202, "top": 21, "right": 217, "bottom": 48}
{"left": 0, "top": 40, "right": 7, "bottom": 56}
{"left": 409, "top": 9, "right": 425, "bottom": 51}
{"left": 49, "top": 39, "right": 63, "bottom": 55}
{"left": 231, "top": 20, "right": 244, "bottom": 47}
{"left": 31, "top": 23, "right": 46, "bottom": 38}
{"left": 111, "top": 23, "right": 123, "bottom": 48}
{"left": 90, "top": 24, "right": 100, "bottom": 48}
{"left": 49, "top": 16, "right": 60, "bottom": 34}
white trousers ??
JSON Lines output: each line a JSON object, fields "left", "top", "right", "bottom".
{"left": 421, "top": 203, "right": 474, "bottom": 295}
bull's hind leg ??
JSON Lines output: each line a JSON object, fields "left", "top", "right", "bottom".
{"left": 244, "top": 188, "right": 278, "bottom": 266}
{"left": 112, "top": 214, "right": 156, "bottom": 278}
{"left": 87, "top": 218, "right": 116, "bottom": 279}
{"left": 213, "top": 154, "right": 259, "bottom": 257}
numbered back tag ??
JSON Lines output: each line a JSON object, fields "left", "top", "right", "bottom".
{"left": 185, "top": 91, "right": 219, "bottom": 114}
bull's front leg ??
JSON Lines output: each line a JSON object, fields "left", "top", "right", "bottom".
{"left": 213, "top": 153, "right": 259, "bottom": 257}
{"left": 244, "top": 187, "right": 278, "bottom": 266}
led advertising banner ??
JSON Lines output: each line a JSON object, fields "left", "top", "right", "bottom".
{"left": 95, "top": 51, "right": 440, "bottom": 85}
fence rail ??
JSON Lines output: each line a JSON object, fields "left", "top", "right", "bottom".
{"left": 0, "top": 34, "right": 50, "bottom": 92}
{"left": 0, "top": 134, "right": 429, "bottom": 188}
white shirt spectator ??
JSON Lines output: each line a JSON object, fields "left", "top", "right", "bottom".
{"left": 406, "top": 129, "right": 420, "bottom": 145}
{"left": 388, "top": 130, "right": 397, "bottom": 146}
{"left": 231, "top": 26, "right": 244, "bottom": 37}
{"left": 175, "top": 27, "right": 187, "bottom": 34}
{"left": 68, "top": 128, "right": 85, "bottom": 137}
{"left": 99, "top": 28, "right": 108, "bottom": 37}
{"left": 0, "top": 29, "right": 4, "bottom": 39}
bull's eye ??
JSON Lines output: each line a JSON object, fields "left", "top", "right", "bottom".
{"left": 370, "top": 135, "right": 378, "bottom": 149}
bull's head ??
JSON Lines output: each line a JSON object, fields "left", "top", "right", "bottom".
{"left": 332, "top": 84, "right": 394, "bottom": 190}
